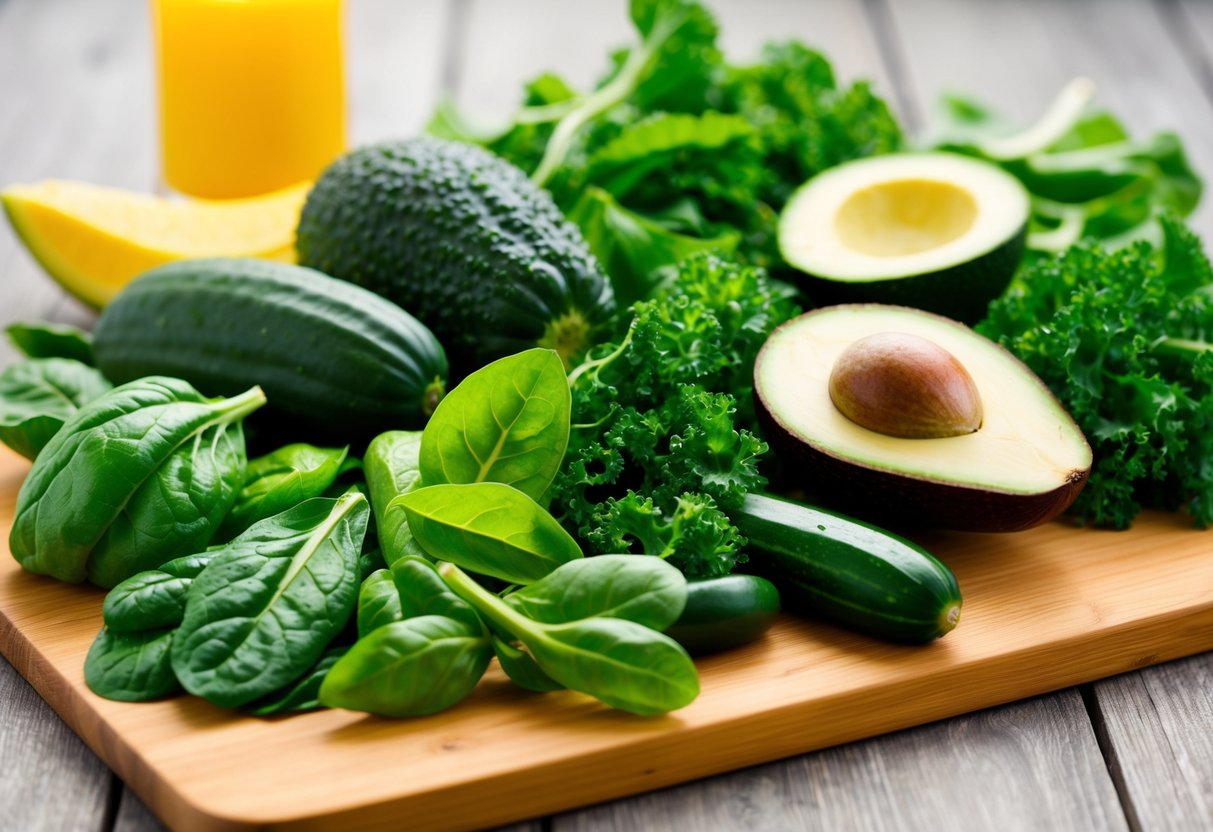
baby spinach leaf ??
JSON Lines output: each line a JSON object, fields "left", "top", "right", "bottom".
{"left": 245, "top": 645, "right": 349, "bottom": 717}
{"left": 492, "top": 635, "right": 564, "bottom": 693}
{"left": 170, "top": 493, "right": 368, "bottom": 708}
{"left": 318, "top": 615, "right": 492, "bottom": 717}
{"left": 392, "top": 555, "right": 482, "bottom": 632}
{"left": 102, "top": 550, "right": 216, "bottom": 633}
{"left": 7, "top": 321, "right": 95, "bottom": 365}
{"left": 364, "top": 430, "right": 425, "bottom": 566}
{"left": 0, "top": 358, "right": 112, "bottom": 460}
{"left": 396, "top": 482, "right": 582, "bottom": 584}
{"left": 440, "top": 562, "right": 699, "bottom": 716}
{"left": 525, "top": 617, "right": 700, "bottom": 716}
{"left": 84, "top": 627, "right": 180, "bottom": 702}
{"left": 86, "top": 419, "right": 248, "bottom": 588}
{"left": 219, "top": 443, "right": 350, "bottom": 539}
{"left": 503, "top": 554, "right": 686, "bottom": 630}
{"left": 419, "top": 349, "right": 570, "bottom": 501}
{"left": 358, "top": 568, "right": 403, "bottom": 637}
{"left": 358, "top": 547, "right": 387, "bottom": 583}
{"left": 10, "top": 377, "right": 265, "bottom": 585}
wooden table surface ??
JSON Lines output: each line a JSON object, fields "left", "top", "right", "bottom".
{"left": 2, "top": 1, "right": 1212, "bottom": 830}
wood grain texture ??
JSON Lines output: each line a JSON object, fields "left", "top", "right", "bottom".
{"left": 885, "top": 0, "right": 1213, "bottom": 239}
{"left": 1090, "top": 654, "right": 1213, "bottom": 830}
{"left": 0, "top": 444, "right": 1210, "bottom": 831}
{"left": 554, "top": 690, "right": 1126, "bottom": 832}
{"left": 0, "top": 658, "right": 115, "bottom": 832}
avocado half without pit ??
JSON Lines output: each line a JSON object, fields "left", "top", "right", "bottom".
{"left": 778, "top": 153, "right": 1030, "bottom": 323}
{"left": 755, "top": 305, "right": 1092, "bottom": 532}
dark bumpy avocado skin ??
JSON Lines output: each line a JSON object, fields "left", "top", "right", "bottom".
{"left": 296, "top": 137, "right": 615, "bottom": 374}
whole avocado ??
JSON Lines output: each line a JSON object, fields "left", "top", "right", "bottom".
{"left": 296, "top": 137, "right": 615, "bottom": 375}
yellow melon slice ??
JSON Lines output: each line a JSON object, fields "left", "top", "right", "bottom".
{"left": 1, "top": 179, "right": 309, "bottom": 308}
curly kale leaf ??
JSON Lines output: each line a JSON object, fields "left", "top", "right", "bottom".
{"left": 978, "top": 215, "right": 1213, "bottom": 528}
{"left": 554, "top": 254, "right": 795, "bottom": 576}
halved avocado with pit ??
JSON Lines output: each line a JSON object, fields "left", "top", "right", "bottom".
{"left": 755, "top": 305, "right": 1092, "bottom": 532}
{"left": 778, "top": 153, "right": 1029, "bottom": 323}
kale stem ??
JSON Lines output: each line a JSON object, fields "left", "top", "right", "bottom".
{"left": 530, "top": 12, "right": 682, "bottom": 188}
{"left": 567, "top": 318, "right": 638, "bottom": 388}
{"left": 1153, "top": 336, "right": 1213, "bottom": 361}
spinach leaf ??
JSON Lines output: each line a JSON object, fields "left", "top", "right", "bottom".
{"left": 357, "top": 568, "right": 402, "bottom": 637}
{"left": 419, "top": 349, "right": 570, "bottom": 502}
{"left": 86, "top": 419, "right": 247, "bottom": 587}
{"left": 364, "top": 430, "right": 425, "bottom": 566}
{"left": 0, "top": 358, "right": 112, "bottom": 460}
{"left": 503, "top": 554, "right": 686, "bottom": 630}
{"left": 10, "top": 377, "right": 264, "bottom": 585}
{"left": 392, "top": 555, "right": 482, "bottom": 632}
{"left": 318, "top": 615, "right": 492, "bottom": 717}
{"left": 440, "top": 562, "right": 698, "bottom": 716}
{"left": 102, "top": 551, "right": 215, "bottom": 633}
{"left": 396, "top": 482, "right": 582, "bottom": 584}
{"left": 7, "top": 321, "right": 95, "bottom": 365}
{"left": 492, "top": 635, "right": 563, "bottom": 693}
{"left": 170, "top": 493, "right": 368, "bottom": 708}
{"left": 219, "top": 443, "right": 350, "bottom": 539}
{"left": 84, "top": 627, "right": 180, "bottom": 702}
{"left": 245, "top": 645, "right": 349, "bottom": 716}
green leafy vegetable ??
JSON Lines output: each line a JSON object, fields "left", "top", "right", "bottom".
{"left": 84, "top": 628, "right": 180, "bottom": 702}
{"left": 553, "top": 255, "right": 792, "bottom": 577}
{"left": 978, "top": 215, "right": 1213, "bottom": 527}
{"left": 364, "top": 430, "right": 425, "bottom": 566}
{"left": 7, "top": 321, "right": 95, "bottom": 365}
{"left": 171, "top": 493, "right": 368, "bottom": 708}
{"left": 357, "top": 568, "right": 403, "bottom": 638}
{"left": 503, "top": 554, "right": 686, "bottom": 629}
{"left": 491, "top": 635, "right": 564, "bottom": 693}
{"left": 318, "top": 615, "right": 492, "bottom": 718}
{"left": 392, "top": 555, "right": 482, "bottom": 631}
{"left": 419, "top": 349, "right": 570, "bottom": 502}
{"left": 0, "top": 358, "right": 112, "bottom": 460}
{"left": 10, "top": 377, "right": 263, "bottom": 586}
{"left": 440, "top": 561, "right": 698, "bottom": 716}
{"left": 429, "top": 1, "right": 900, "bottom": 297}
{"left": 396, "top": 482, "right": 583, "bottom": 585}
{"left": 102, "top": 551, "right": 214, "bottom": 634}
{"left": 931, "top": 78, "right": 1201, "bottom": 254}
{"left": 246, "top": 645, "right": 349, "bottom": 716}
{"left": 218, "top": 444, "right": 351, "bottom": 539}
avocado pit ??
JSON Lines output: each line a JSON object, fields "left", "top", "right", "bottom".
{"left": 828, "top": 331, "right": 983, "bottom": 439}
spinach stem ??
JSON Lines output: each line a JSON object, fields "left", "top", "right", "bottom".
{"left": 437, "top": 562, "right": 536, "bottom": 640}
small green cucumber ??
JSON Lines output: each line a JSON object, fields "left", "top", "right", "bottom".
{"left": 731, "top": 493, "right": 961, "bottom": 643}
{"left": 665, "top": 574, "right": 781, "bottom": 656}
{"left": 93, "top": 258, "right": 449, "bottom": 438}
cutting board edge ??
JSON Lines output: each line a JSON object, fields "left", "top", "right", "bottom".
{"left": 5, "top": 589, "right": 1212, "bottom": 832}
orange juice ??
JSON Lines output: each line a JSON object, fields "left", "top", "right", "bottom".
{"left": 152, "top": 0, "right": 346, "bottom": 199}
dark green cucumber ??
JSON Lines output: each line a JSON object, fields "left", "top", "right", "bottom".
{"left": 93, "top": 258, "right": 448, "bottom": 437}
{"left": 731, "top": 493, "right": 961, "bottom": 643}
{"left": 665, "top": 575, "right": 781, "bottom": 656}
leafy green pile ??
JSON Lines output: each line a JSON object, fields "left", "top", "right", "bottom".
{"left": 552, "top": 254, "right": 800, "bottom": 577}
{"left": 430, "top": 0, "right": 901, "bottom": 303}
{"left": 932, "top": 79, "right": 1201, "bottom": 255}
{"left": 979, "top": 216, "right": 1213, "bottom": 528}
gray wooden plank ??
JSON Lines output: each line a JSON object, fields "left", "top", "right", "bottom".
{"left": 883, "top": 0, "right": 1213, "bottom": 238}
{"left": 553, "top": 691, "right": 1126, "bottom": 832}
{"left": 0, "top": 659, "right": 113, "bottom": 832}
{"left": 1089, "top": 654, "right": 1213, "bottom": 831}
{"left": 112, "top": 789, "right": 165, "bottom": 832}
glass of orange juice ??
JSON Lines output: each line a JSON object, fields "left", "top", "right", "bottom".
{"left": 151, "top": 0, "right": 346, "bottom": 199}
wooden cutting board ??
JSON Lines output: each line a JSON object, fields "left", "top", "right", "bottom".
{"left": 1, "top": 445, "right": 1212, "bottom": 832}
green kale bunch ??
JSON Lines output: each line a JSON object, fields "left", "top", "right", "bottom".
{"left": 978, "top": 216, "right": 1213, "bottom": 528}
{"left": 429, "top": 0, "right": 901, "bottom": 303}
{"left": 551, "top": 254, "right": 800, "bottom": 577}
